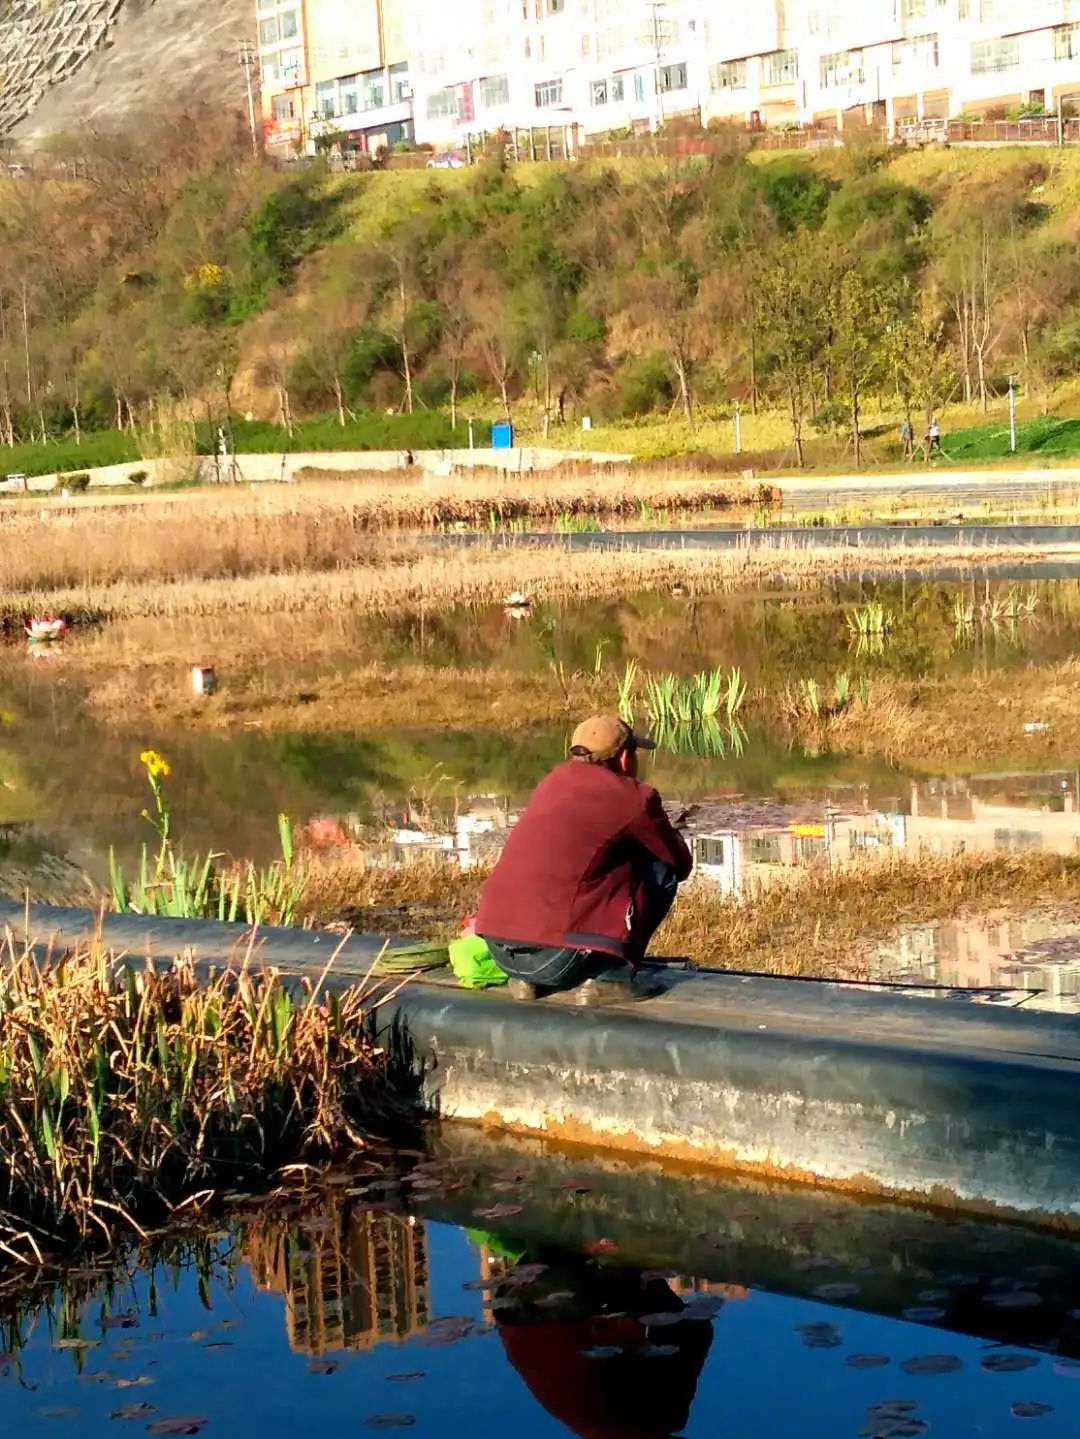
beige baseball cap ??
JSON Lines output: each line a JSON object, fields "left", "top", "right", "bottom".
{"left": 569, "top": 714, "right": 656, "bottom": 763}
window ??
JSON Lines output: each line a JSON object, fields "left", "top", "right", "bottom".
{"left": 763, "top": 48, "right": 798, "bottom": 85}
{"left": 259, "top": 18, "right": 279, "bottom": 46}
{"left": 971, "top": 36, "right": 1019, "bottom": 73}
{"left": 272, "top": 94, "right": 295, "bottom": 121}
{"left": 901, "top": 0, "right": 927, "bottom": 17}
{"left": 695, "top": 836, "right": 727, "bottom": 867}
{"left": 390, "top": 62, "right": 410, "bottom": 104}
{"left": 427, "top": 85, "right": 460, "bottom": 120}
{"left": 710, "top": 59, "right": 747, "bottom": 91}
{"left": 480, "top": 73, "right": 510, "bottom": 107}
{"left": 279, "top": 10, "right": 298, "bottom": 39}
{"left": 534, "top": 77, "right": 563, "bottom": 107}
{"left": 340, "top": 75, "right": 359, "bottom": 114}
{"left": 1054, "top": 22, "right": 1080, "bottom": 60}
{"left": 611, "top": 74, "right": 625, "bottom": 101}
{"left": 793, "top": 834, "right": 827, "bottom": 862}
{"left": 547, "top": 0, "right": 564, "bottom": 11}
{"left": 634, "top": 71, "right": 646, "bottom": 102}
{"left": 746, "top": 833, "right": 782, "bottom": 864}
{"left": 658, "top": 61, "right": 687, "bottom": 92}
{"left": 591, "top": 78, "right": 608, "bottom": 105}
{"left": 361, "top": 70, "right": 385, "bottom": 109}
{"left": 892, "top": 33, "right": 939, "bottom": 71}
{"left": 262, "top": 59, "right": 279, "bottom": 84}
{"left": 315, "top": 79, "right": 337, "bottom": 118}
{"left": 279, "top": 48, "right": 304, "bottom": 81}
{"left": 819, "top": 49, "right": 864, "bottom": 88}
{"left": 994, "top": 828, "right": 1042, "bottom": 851}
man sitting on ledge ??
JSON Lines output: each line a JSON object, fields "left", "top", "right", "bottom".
{"left": 475, "top": 714, "right": 693, "bottom": 1005}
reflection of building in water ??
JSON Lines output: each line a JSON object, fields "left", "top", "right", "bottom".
{"left": 687, "top": 798, "right": 901, "bottom": 896}
{"left": 905, "top": 772, "right": 1080, "bottom": 857}
{"left": 245, "top": 1211, "right": 429, "bottom": 1355}
{"left": 305, "top": 769, "right": 1080, "bottom": 898}
{"left": 688, "top": 771, "right": 1080, "bottom": 897}
{"left": 871, "top": 912, "right": 1080, "bottom": 1013}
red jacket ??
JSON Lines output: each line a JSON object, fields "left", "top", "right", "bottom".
{"left": 476, "top": 760, "right": 692, "bottom": 962}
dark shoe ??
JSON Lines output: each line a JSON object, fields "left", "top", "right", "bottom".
{"left": 508, "top": 978, "right": 539, "bottom": 1002}
{"left": 573, "top": 968, "right": 664, "bottom": 1008}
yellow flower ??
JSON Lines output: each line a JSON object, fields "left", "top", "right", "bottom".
{"left": 139, "top": 749, "right": 172, "bottom": 779}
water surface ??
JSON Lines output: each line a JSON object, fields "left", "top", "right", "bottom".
{"left": 6, "top": 1131, "right": 1080, "bottom": 1439}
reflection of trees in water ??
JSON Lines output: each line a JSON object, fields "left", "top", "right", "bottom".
{"left": 0, "top": 1234, "right": 236, "bottom": 1371}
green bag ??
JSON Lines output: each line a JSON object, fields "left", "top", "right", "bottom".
{"left": 449, "top": 934, "right": 509, "bottom": 990}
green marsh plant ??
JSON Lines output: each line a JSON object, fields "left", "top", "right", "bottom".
{"left": 0, "top": 932, "right": 399, "bottom": 1254}
{"left": 108, "top": 752, "right": 306, "bottom": 925}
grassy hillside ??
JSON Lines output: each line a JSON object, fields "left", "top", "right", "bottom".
{"left": 6, "top": 136, "right": 1080, "bottom": 471}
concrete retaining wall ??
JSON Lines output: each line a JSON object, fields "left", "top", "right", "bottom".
{"left": 2, "top": 446, "right": 633, "bottom": 495}
{"left": 6, "top": 900, "right": 1080, "bottom": 1224}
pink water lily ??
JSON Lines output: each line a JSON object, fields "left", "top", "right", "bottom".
{"left": 26, "top": 616, "right": 69, "bottom": 641}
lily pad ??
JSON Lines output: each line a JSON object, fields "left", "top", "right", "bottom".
{"left": 845, "top": 1354, "right": 891, "bottom": 1369}
{"left": 814, "top": 1282, "right": 862, "bottom": 1302}
{"left": 1051, "top": 1357, "right": 1080, "bottom": 1378}
{"left": 988, "top": 1291, "right": 1043, "bottom": 1310}
{"left": 866, "top": 1402, "right": 918, "bottom": 1420}
{"left": 796, "top": 1322, "right": 842, "bottom": 1349}
{"left": 39, "top": 1407, "right": 80, "bottom": 1420}
{"left": 386, "top": 1374, "right": 425, "bottom": 1383}
{"left": 900, "top": 1354, "right": 962, "bottom": 1376}
{"left": 981, "top": 1354, "right": 1040, "bottom": 1373}
{"left": 54, "top": 1339, "right": 100, "bottom": 1351}
{"left": 110, "top": 1404, "right": 156, "bottom": 1421}
{"left": 363, "top": 1421, "right": 415, "bottom": 1433}
{"left": 103, "top": 1316, "right": 139, "bottom": 1332}
{"left": 1010, "top": 1402, "right": 1054, "bottom": 1418}
{"left": 639, "top": 1312, "right": 684, "bottom": 1328}
{"left": 902, "top": 1308, "right": 947, "bottom": 1324}
{"left": 583, "top": 1346, "right": 622, "bottom": 1360}
{"left": 859, "top": 1421, "right": 928, "bottom": 1438}
{"left": 639, "top": 1343, "right": 679, "bottom": 1358}
{"left": 472, "top": 1204, "right": 522, "bottom": 1220}
{"left": 145, "top": 1419, "right": 207, "bottom": 1436}
{"left": 306, "top": 1361, "right": 338, "bottom": 1375}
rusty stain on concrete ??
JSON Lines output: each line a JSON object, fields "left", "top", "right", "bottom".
{"left": 468, "top": 1107, "right": 1080, "bottom": 1232}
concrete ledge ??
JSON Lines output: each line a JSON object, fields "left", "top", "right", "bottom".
{"left": 5, "top": 901, "right": 1080, "bottom": 1224}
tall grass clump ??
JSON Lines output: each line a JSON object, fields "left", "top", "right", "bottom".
{"left": 618, "top": 663, "right": 747, "bottom": 756}
{"left": 0, "top": 934, "right": 400, "bottom": 1257}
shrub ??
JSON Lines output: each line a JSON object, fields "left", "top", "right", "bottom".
{"left": 128, "top": 469, "right": 149, "bottom": 485}
{"left": 67, "top": 472, "right": 91, "bottom": 493}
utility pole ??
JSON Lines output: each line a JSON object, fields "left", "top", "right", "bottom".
{"left": 238, "top": 39, "right": 260, "bottom": 158}
{"left": 1008, "top": 374, "right": 1017, "bottom": 453}
{"left": 647, "top": 0, "right": 667, "bottom": 134}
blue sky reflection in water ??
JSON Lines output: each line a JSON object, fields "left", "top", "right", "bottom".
{"left": 6, "top": 1136, "right": 1080, "bottom": 1439}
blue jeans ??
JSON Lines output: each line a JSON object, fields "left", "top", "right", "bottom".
{"left": 483, "top": 859, "right": 680, "bottom": 991}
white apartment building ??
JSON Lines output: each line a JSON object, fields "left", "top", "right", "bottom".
{"left": 402, "top": 0, "right": 1080, "bottom": 146}
{"left": 257, "top": 0, "right": 414, "bottom": 155}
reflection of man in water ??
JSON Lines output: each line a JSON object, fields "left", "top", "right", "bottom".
{"left": 491, "top": 1249, "right": 714, "bottom": 1439}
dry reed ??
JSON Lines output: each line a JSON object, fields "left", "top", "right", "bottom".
{"left": 296, "top": 849, "right": 1080, "bottom": 975}
{"left": 0, "top": 932, "right": 403, "bottom": 1259}
{"left": 781, "top": 660, "right": 1080, "bottom": 764}
{"left": 3, "top": 536, "right": 1068, "bottom": 631}
{"left": 0, "top": 470, "right": 769, "bottom": 594}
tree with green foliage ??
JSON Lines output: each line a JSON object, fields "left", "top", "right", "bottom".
{"left": 753, "top": 235, "right": 829, "bottom": 467}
